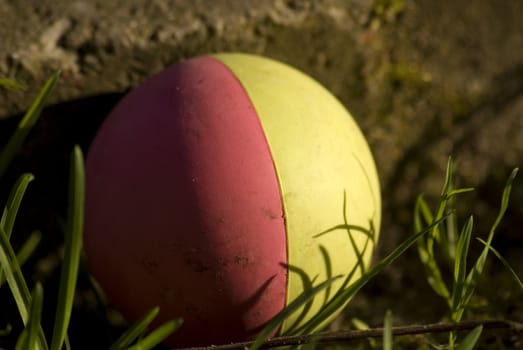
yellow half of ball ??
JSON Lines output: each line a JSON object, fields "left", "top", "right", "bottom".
{"left": 214, "top": 53, "right": 381, "bottom": 333}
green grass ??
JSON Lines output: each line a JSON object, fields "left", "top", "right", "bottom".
{"left": 1, "top": 74, "right": 520, "bottom": 350}
{"left": 0, "top": 72, "right": 60, "bottom": 180}
{"left": 0, "top": 75, "right": 180, "bottom": 350}
{"left": 382, "top": 310, "right": 392, "bottom": 350}
{"left": 414, "top": 157, "right": 519, "bottom": 349}
{"left": 476, "top": 238, "right": 523, "bottom": 293}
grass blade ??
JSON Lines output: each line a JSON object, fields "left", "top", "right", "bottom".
{"left": 26, "top": 283, "right": 44, "bottom": 350}
{"left": 477, "top": 238, "right": 523, "bottom": 292}
{"left": 50, "top": 146, "right": 85, "bottom": 350}
{"left": 447, "top": 188, "right": 475, "bottom": 197}
{"left": 351, "top": 318, "right": 377, "bottom": 347}
{"left": 1, "top": 173, "right": 34, "bottom": 238}
{"left": 14, "top": 231, "right": 41, "bottom": 268}
{"left": 383, "top": 310, "right": 393, "bottom": 350}
{"left": 456, "top": 325, "right": 483, "bottom": 350}
{"left": 351, "top": 317, "right": 370, "bottom": 331}
{"left": 126, "top": 319, "right": 183, "bottom": 350}
{"left": 451, "top": 216, "right": 473, "bottom": 319}
{"left": 432, "top": 157, "right": 455, "bottom": 243}
{"left": 249, "top": 276, "right": 342, "bottom": 350}
{"left": 0, "top": 231, "right": 41, "bottom": 288}
{"left": 0, "top": 71, "right": 60, "bottom": 179}
{"left": 15, "top": 330, "right": 27, "bottom": 350}
{"left": 318, "top": 245, "right": 333, "bottom": 305}
{"left": 282, "top": 265, "right": 316, "bottom": 334}
{"left": 413, "top": 195, "right": 434, "bottom": 235}
{"left": 0, "top": 225, "right": 31, "bottom": 323}
{"left": 109, "top": 307, "right": 160, "bottom": 350}
{"left": 337, "top": 230, "right": 373, "bottom": 293}
{"left": 0, "top": 225, "right": 48, "bottom": 350}
{"left": 415, "top": 195, "right": 450, "bottom": 300}
{"left": 0, "top": 175, "right": 38, "bottom": 286}
{"left": 300, "top": 215, "right": 447, "bottom": 336}
{"left": 0, "top": 77, "right": 27, "bottom": 91}
{"left": 459, "top": 168, "right": 518, "bottom": 318}
{"left": 426, "top": 157, "right": 473, "bottom": 248}
{"left": 0, "top": 174, "right": 35, "bottom": 288}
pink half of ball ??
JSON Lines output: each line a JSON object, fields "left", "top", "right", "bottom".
{"left": 85, "top": 56, "right": 288, "bottom": 346}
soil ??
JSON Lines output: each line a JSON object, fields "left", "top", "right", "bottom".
{"left": 0, "top": 1, "right": 522, "bottom": 349}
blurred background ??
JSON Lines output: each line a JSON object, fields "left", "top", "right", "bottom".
{"left": 0, "top": 0, "right": 522, "bottom": 348}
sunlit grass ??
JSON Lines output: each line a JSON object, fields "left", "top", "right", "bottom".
{"left": 414, "top": 157, "right": 518, "bottom": 349}
{"left": 0, "top": 72, "right": 520, "bottom": 350}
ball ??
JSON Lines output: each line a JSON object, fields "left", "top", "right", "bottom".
{"left": 85, "top": 53, "right": 381, "bottom": 347}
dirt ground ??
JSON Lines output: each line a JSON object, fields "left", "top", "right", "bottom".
{"left": 0, "top": 1, "right": 522, "bottom": 349}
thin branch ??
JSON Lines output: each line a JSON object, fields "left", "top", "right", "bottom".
{"left": 174, "top": 319, "right": 523, "bottom": 350}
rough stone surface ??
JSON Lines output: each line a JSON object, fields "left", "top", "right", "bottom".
{"left": 1, "top": 0, "right": 522, "bottom": 348}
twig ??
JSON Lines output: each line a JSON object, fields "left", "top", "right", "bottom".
{"left": 174, "top": 319, "right": 523, "bottom": 350}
